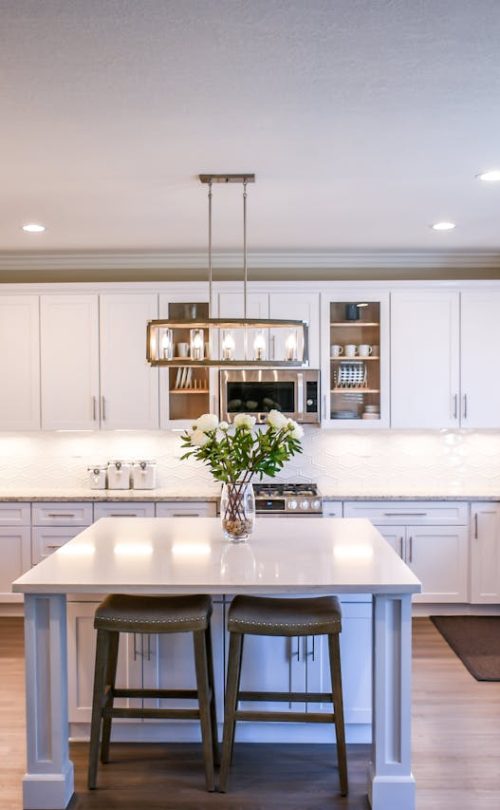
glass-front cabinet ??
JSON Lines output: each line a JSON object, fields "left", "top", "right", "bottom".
{"left": 321, "top": 291, "right": 389, "bottom": 428}
{"left": 159, "top": 293, "right": 216, "bottom": 428}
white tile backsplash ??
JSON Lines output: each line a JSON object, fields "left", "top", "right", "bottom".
{"left": 0, "top": 428, "right": 499, "bottom": 494}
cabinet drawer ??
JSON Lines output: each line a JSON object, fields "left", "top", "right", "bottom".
{"left": 94, "top": 502, "right": 155, "bottom": 520}
{"left": 322, "top": 501, "right": 343, "bottom": 518}
{"left": 32, "top": 526, "right": 86, "bottom": 563}
{"left": 32, "top": 502, "right": 93, "bottom": 526}
{"left": 156, "top": 501, "right": 217, "bottom": 518}
{"left": 0, "top": 502, "right": 31, "bottom": 525}
{"left": 343, "top": 501, "right": 468, "bottom": 525}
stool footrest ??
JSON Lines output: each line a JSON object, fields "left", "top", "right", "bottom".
{"left": 234, "top": 709, "right": 336, "bottom": 724}
{"left": 112, "top": 688, "right": 200, "bottom": 700}
{"left": 104, "top": 707, "right": 201, "bottom": 721}
{"left": 238, "top": 690, "right": 333, "bottom": 704}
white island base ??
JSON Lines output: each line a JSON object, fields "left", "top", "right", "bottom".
{"left": 14, "top": 517, "right": 421, "bottom": 810}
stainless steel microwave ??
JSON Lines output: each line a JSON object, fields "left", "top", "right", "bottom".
{"left": 219, "top": 369, "right": 320, "bottom": 424}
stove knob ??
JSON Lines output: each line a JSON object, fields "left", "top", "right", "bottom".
{"left": 288, "top": 499, "right": 298, "bottom": 510}
{"left": 300, "top": 500, "right": 310, "bottom": 510}
{"left": 312, "top": 499, "right": 321, "bottom": 511}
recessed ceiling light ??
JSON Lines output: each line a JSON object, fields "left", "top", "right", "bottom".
{"left": 431, "top": 221, "right": 456, "bottom": 231}
{"left": 477, "top": 170, "right": 500, "bottom": 183}
{"left": 22, "top": 223, "right": 46, "bottom": 233}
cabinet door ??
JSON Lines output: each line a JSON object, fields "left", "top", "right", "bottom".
{"left": 407, "top": 525, "right": 468, "bottom": 603}
{"left": 100, "top": 293, "right": 159, "bottom": 429}
{"left": 461, "top": 292, "right": 500, "bottom": 428}
{"left": 41, "top": 295, "right": 100, "bottom": 429}
{"left": 217, "top": 291, "right": 269, "bottom": 362}
{"left": 237, "top": 634, "right": 306, "bottom": 716}
{"left": 0, "top": 295, "right": 40, "bottom": 430}
{"left": 94, "top": 502, "right": 155, "bottom": 520}
{"left": 155, "top": 502, "right": 217, "bottom": 518}
{"left": 374, "top": 525, "right": 406, "bottom": 559}
{"left": 391, "top": 291, "right": 460, "bottom": 429}
{"left": 0, "top": 526, "right": 31, "bottom": 602}
{"left": 67, "top": 602, "right": 142, "bottom": 723}
{"left": 32, "top": 526, "right": 86, "bottom": 563}
{"left": 269, "top": 292, "right": 320, "bottom": 367}
{"left": 470, "top": 503, "right": 500, "bottom": 603}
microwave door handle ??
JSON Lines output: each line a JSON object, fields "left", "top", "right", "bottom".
{"left": 296, "top": 373, "right": 304, "bottom": 418}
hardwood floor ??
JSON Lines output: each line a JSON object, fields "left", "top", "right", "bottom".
{"left": 1, "top": 617, "right": 500, "bottom": 809}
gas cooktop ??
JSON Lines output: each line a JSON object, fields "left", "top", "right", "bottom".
{"left": 253, "top": 483, "right": 322, "bottom": 514}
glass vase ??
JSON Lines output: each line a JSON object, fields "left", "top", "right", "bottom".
{"left": 220, "top": 481, "right": 256, "bottom": 543}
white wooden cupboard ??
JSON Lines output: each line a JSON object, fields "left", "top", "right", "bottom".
{"left": 470, "top": 502, "right": 500, "bottom": 603}
{"left": 0, "top": 296, "right": 40, "bottom": 430}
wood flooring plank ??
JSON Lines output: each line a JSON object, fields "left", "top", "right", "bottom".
{"left": 2, "top": 616, "right": 500, "bottom": 809}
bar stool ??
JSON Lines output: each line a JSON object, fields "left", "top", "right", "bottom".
{"left": 219, "top": 594, "right": 348, "bottom": 795}
{"left": 87, "top": 593, "right": 218, "bottom": 792}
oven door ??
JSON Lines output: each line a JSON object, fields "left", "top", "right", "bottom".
{"left": 220, "top": 370, "right": 299, "bottom": 423}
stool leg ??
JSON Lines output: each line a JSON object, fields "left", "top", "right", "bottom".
{"left": 219, "top": 631, "right": 243, "bottom": 793}
{"left": 88, "top": 629, "right": 110, "bottom": 790}
{"left": 100, "top": 630, "right": 119, "bottom": 764}
{"left": 328, "top": 632, "right": 348, "bottom": 796}
{"left": 204, "top": 625, "right": 220, "bottom": 766}
{"left": 193, "top": 629, "right": 216, "bottom": 792}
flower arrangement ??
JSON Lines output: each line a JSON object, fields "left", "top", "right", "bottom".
{"left": 181, "top": 410, "right": 304, "bottom": 540}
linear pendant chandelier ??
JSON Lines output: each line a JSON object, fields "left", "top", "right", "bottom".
{"left": 146, "top": 174, "right": 308, "bottom": 368}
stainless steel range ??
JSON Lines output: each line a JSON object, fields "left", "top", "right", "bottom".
{"left": 253, "top": 483, "right": 323, "bottom": 515}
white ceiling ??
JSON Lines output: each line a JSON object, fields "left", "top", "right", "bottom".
{"left": 1, "top": 0, "right": 500, "bottom": 254}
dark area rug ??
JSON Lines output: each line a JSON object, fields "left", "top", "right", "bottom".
{"left": 431, "top": 616, "right": 500, "bottom": 681}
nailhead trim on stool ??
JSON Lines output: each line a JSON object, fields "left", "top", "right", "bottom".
{"left": 87, "top": 593, "right": 219, "bottom": 793}
{"left": 219, "top": 594, "right": 348, "bottom": 796}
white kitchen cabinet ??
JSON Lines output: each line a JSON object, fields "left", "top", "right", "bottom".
{"left": 460, "top": 292, "right": 500, "bottom": 428}
{"left": 159, "top": 293, "right": 215, "bottom": 428}
{"left": 41, "top": 295, "right": 100, "bottom": 430}
{"left": 32, "top": 526, "right": 88, "bottom": 563}
{"left": 391, "top": 291, "right": 460, "bottom": 429}
{"left": 31, "top": 501, "right": 93, "bottom": 563}
{"left": 269, "top": 292, "right": 320, "bottom": 368}
{"left": 322, "top": 502, "right": 343, "bottom": 518}
{"left": 0, "top": 526, "right": 31, "bottom": 603}
{"left": 321, "top": 291, "right": 390, "bottom": 428}
{"left": 94, "top": 502, "right": 155, "bottom": 519}
{"left": 99, "top": 293, "right": 159, "bottom": 429}
{"left": 0, "top": 296, "right": 40, "bottom": 430}
{"left": 470, "top": 503, "right": 500, "bottom": 603}
{"left": 155, "top": 501, "right": 217, "bottom": 518}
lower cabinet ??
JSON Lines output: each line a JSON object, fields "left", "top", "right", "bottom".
{"left": 0, "top": 525, "right": 31, "bottom": 603}
{"left": 470, "top": 503, "right": 500, "bottom": 603}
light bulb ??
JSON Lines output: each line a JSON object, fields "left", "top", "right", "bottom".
{"left": 222, "top": 331, "right": 235, "bottom": 360}
{"left": 253, "top": 331, "right": 266, "bottom": 361}
{"left": 190, "top": 329, "right": 205, "bottom": 361}
{"left": 160, "top": 329, "right": 173, "bottom": 360}
{"left": 285, "top": 331, "right": 297, "bottom": 361}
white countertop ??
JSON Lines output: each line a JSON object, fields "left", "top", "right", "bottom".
{"left": 12, "top": 517, "right": 421, "bottom": 596}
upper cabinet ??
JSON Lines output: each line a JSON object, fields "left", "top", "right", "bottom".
{"left": 99, "top": 294, "right": 159, "bottom": 430}
{"left": 0, "top": 296, "right": 40, "bottom": 430}
{"left": 391, "top": 291, "right": 460, "bottom": 429}
{"left": 391, "top": 289, "right": 500, "bottom": 430}
{"left": 321, "top": 291, "right": 390, "bottom": 428}
{"left": 41, "top": 295, "right": 100, "bottom": 430}
{"left": 41, "top": 293, "right": 159, "bottom": 430}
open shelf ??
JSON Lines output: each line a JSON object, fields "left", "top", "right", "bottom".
{"left": 331, "top": 388, "right": 380, "bottom": 394}
{"left": 170, "top": 389, "right": 209, "bottom": 395}
{"left": 330, "top": 356, "right": 379, "bottom": 361}
{"left": 330, "top": 322, "right": 380, "bottom": 327}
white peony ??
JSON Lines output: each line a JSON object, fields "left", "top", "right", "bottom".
{"left": 233, "top": 413, "right": 256, "bottom": 430}
{"left": 191, "top": 429, "right": 211, "bottom": 447}
{"left": 193, "top": 413, "right": 219, "bottom": 432}
{"left": 267, "top": 409, "right": 288, "bottom": 430}
{"left": 219, "top": 421, "right": 229, "bottom": 431}
{"left": 287, "top": 419, "right": 304, "bottom": 440}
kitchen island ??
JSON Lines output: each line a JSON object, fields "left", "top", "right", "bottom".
{"left": 13, "top": 516, "right": 421, "bottom": 810}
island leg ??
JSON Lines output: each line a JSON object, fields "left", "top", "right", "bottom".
{"left": 22, "top": 593, "right": 74, "bottom": 809}
{"left": 369, "top": 593, "right": 415, "bottom": 810}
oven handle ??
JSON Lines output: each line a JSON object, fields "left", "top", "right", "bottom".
{"left": 296, "top": 372, "right": 304, "bottom": 420}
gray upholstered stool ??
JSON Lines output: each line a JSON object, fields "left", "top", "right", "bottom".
{"left": 87, "top": 593, "right": 218, "bottom": 792}
{"left": 219, "top": 594, "right": 348, "bottom": 795}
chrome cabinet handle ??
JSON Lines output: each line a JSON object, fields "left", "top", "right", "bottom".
{"left": 453, "top": 394, "right": 458, "bottom": 419}
{"left": 383, "top": 512, "right": 426, "bottom": 518}
{"left": 323, "top": 394, "right": 328, "bottom": 420}
{"left": 271, "top": 335, "right": 276, "bottom": 360}
{"left": 399, "top": 537, "right": 404, "bottom": 559}
{"left": 47, "top": 513, "right": 77, "bottom": 518}
{"left": 133, "top": 633, "right": 138, "bottom": 661}
{"left": 101, "top": 395, "right": 106, "bottom": 421}
{"left": 474, "top": 513, "right": 478, "bottom": 539}
{"left": 463, "top": 394, "right": 468, "bottom": 419}
{"left": 109, "top": 513, "right": 138, "bottom": 518}
{"left": 172, "top": 512, "right": 200, "bottom": 517}
{"left": 408, "top": 536, "right": 413, "bottom": 563}
{"left": 47, "top": 544, "right": 63, "bottom": 549}
{"left": 91, "top": 396, "right": 97, "bottom": 421}
{"left": 147, "top": 635, "right": 152, "bottom": 661}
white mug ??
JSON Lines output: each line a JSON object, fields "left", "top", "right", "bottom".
{"left": 344, "top": 344, "right": 358, "bottom": 358}
{"left": 358, "top": 344, "right": 373, "bottom": 357}
{"left": 176, "top": 342, "right": 189, "bottom": 358}
{"left": 371, "top": 345, "right": 379, "bottom": 357}
{"left": 330, "top": 344, "right": 344, "bottom": 358}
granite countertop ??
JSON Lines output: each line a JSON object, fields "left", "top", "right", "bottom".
{"left": 321, "top": 492, "right": 500, "bottom": 502}
{"left": 0, "top": 487, "right": 222, "bottom": 502}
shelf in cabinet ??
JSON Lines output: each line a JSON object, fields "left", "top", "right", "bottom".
{"left": 330, "top": 388, "right": 380, "bottom": 393}
{"left": 330, "top": 322, "right": 380, "bottom": 327}
{"left": 170, "top": 389, "right": 209, "bottom": 395}
{"left": 330, "top": 356, "right": 379, "bottom": 361}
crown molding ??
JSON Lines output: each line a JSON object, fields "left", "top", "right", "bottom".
{"left": 0, "top": 249, "right": 499, "bottom": 271}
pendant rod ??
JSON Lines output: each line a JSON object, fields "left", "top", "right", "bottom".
{"left": 208, "top": 179, "right": 213, "bottom": 317}
{"left": 243, "top": 178, "right": 248, "bottom": 319}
